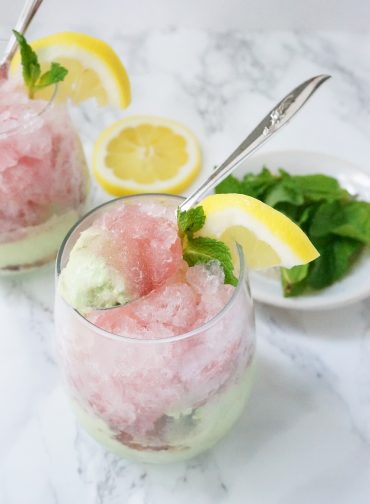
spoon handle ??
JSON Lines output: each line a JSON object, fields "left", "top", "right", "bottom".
{"left": 179, "top": 74, "right": 330, "bottom": 211}
{"left": 0, "top": 0, "right": 44, "bottom": 75}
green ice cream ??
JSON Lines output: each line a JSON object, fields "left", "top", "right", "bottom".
{"left": 0, "top": 210, "right": 79, "bottom": 272}
{"left": 58, "top": 227, "right": 131, "bottom": 312}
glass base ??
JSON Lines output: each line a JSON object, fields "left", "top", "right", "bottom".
{"left": 71, "top": 364, "right": 255, "bottom": 464}
{"left": 0, "top": 209, "right": 82, "bottom": 275}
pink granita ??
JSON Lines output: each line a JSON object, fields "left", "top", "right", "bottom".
{"left": 94, "top": 202, "right": 184, "bottom": 298}
{"left": 56, "top": 195, "right": 256, "bottom": 463}
{"left": 88, "top": 261, "right": 234, "bottom": 338}
{"left": 0, "top": 79, "right": 88, "bottom": 272}
{"left": 58, "top": 202, "right": 184, "bottom": 310}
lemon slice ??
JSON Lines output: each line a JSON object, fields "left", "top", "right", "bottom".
{"left": 199, "top": 193, "right": 319, "bottom": 269}
{"left": 93, "top": 115, "right": 201, "bottom": 195}
{"left": 11, "top": 32, "right": 131, "bottom": 107}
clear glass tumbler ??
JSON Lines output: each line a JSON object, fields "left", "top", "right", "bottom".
{"left": 55, "top": 194, "right": 255, "bottom": 463}
{"left": 0, "top": 80, "right": 88, "bottom": 273}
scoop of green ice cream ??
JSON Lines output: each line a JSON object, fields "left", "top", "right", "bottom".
{"left": 58, "top": 228, "right": 131, "bottom": 312}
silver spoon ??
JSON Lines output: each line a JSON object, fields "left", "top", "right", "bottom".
{"left": 180, "top": 74, "right": 330, "bottom": 211}
{"left": 92, "top": 74, "right": 330, "bottom": 311}
{"left": 0, "top": 0, "right": 44, "bottom": 79}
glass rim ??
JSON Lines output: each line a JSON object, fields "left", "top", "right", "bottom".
{"left": 0, "top": 81, "right": 58, "bottom": 138}
{"left": 56, "top": 193, "right": 247, "bottom": 345}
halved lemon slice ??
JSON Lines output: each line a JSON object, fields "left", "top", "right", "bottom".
{"left": 93, "top": 115, "right": 201, "bottom": 195}
{"left": 199, "top": 193, "right": 319, "bottom": 269}
{"left": 11, "top": 32, "right": 131, "bottom": 107}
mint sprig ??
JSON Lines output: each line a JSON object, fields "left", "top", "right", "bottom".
{"left": 177, "top": 206, "right": 206, "bottom": 237}
{"left": 13, "top": 30, "right": 68, "bottom": 98}
{"left": 177, "top": 206, "right": 238, "bottom": 287}
{"left": 183, "top": 236, "right": 238, "bottom": 286}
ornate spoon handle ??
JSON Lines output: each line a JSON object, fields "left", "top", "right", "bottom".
{"left": 180, "top": 74, "right": 330, "bottom": 211}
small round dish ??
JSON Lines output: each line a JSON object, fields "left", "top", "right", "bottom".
{"left": 233, "top": 150, "right": 370, "bottom": 310}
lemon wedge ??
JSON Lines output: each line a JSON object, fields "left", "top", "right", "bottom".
{"left": 93, "top": 115, "right": 201, "bottom": 195}
{"left": 199, "top": 193, "right": 319, "bottom": 269}
{"left": 11, "top": 32, "right": 131, "bottom": 107}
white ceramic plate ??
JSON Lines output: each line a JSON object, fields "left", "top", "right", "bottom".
{"left": 233, "top": 150, "right": 370, "bottom": 310}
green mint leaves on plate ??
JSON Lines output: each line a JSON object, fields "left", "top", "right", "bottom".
{"left": 13, "top": 30, "right": 68, "bottom": 98}
{"left": 177, "top": 206, "right": 238, "bottom": 287}
{"left": 216, "top": 168, "right": 370, "bottom": 297}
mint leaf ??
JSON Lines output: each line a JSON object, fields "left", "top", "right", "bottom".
{"left": 35, "top": 62, "right": 68, "bottom": 89}
{"left": 265, "top": 172, "right": 348, "bottom": 207}
{"left": 281, "top": 264, "right": 309, "bottom": 297}
{"left": 183, "top": 236, "right": 238, "bottom": 286}
{"left": 13, "top": 30, "right": 68, "bottom": 98}
{"left": 310, "top": 200, "right": 370, "bottom": 244}
{"left": 241, "top": 167, "right": 278, "bottom": 198}
{"left": 281, "top": 234, "right": 363, "bottom": 295}
{"left": 265, "top": 180, "right": 305, "bottom": 207}
{"left": 298, "top": 176, "right": 348, "bottom": 200}
{"left": 334, "top": 201, "right": 370, "bottom": 244}
{"left": 177, "top": 205, "right": 238, "bottom": 286}
{"left": 296, "top": 204, "right": 319, "bottom": 227}
{"left": 307, "top": 235, "right": 363, "bottom": 289}
{"left": 215, "top": 175, "right": 246, "bottom": 194}
{"left": 309, "top": 201, "right": 345, "bottom": 237}
{"left": 13, "top": 30, "right": 40, "bottom": 96}
{"left": 216, "top": 168, "right": 349, "bottom": 207}
{"left": 215, "top": 167, "right": 277, "bottom": 199}
{"left": 273, "top": 202, "right": 319, "bottom": 230}
{"left": 177, "top": 206, "right": 206, "bottom": 237}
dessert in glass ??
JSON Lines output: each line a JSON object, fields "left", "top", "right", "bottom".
{"left": 0, "top": 78, "right": 88, "bottom": 273}
{"left": 55, "top": 194, "right": 255, "bottom": 463}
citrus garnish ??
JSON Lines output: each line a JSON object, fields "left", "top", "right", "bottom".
{"left": 11, "top": 32, "right": 131, "bottom": 107}
{"left": 198, "top": 193, "right": 319, "bottom": 269}
{"left": 92, "top": 115, "right": 201, "bottom": 196}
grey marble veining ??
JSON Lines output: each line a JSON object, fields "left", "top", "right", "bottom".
{"left": 1, "top": 28, "right": 370, "bottom": 504}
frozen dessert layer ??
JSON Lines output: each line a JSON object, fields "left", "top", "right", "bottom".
{"left": 88, "top": 260, "right": 233, "bottom": 338}
{"left": 58, "top": 203, "right": 183, "bottom": 311}
{"left": 58, "top": 228, "right": 130, "bottom": 312}
{"left": 71, "top": 363, "right": 254, "bottom": 464}
{"left": 0, "top": 209, "right": 78, "bottom": 271}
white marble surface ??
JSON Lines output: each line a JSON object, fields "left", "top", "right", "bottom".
{"left": 1, "top": 29, "right": 370, "bottom": 503}
{"left": 2, "top": 0, "right": 370, "bottom": 31}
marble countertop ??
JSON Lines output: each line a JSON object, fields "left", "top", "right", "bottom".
{"left": 1, "top": 29, "right": 370, "bottom": 504}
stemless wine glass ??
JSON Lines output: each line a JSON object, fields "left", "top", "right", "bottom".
{"left": 55, "top": 194, "right": 256, "bottom": 463}
{"left": 0, "top": 79, "right": 88, "bottom": 274}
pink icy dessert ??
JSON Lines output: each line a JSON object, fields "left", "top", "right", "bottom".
{"left": 56, "top": 195, "right": 255, "bottom": 463}
{"left": 0, "top": 79, "right": 88, "bottom": 272}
